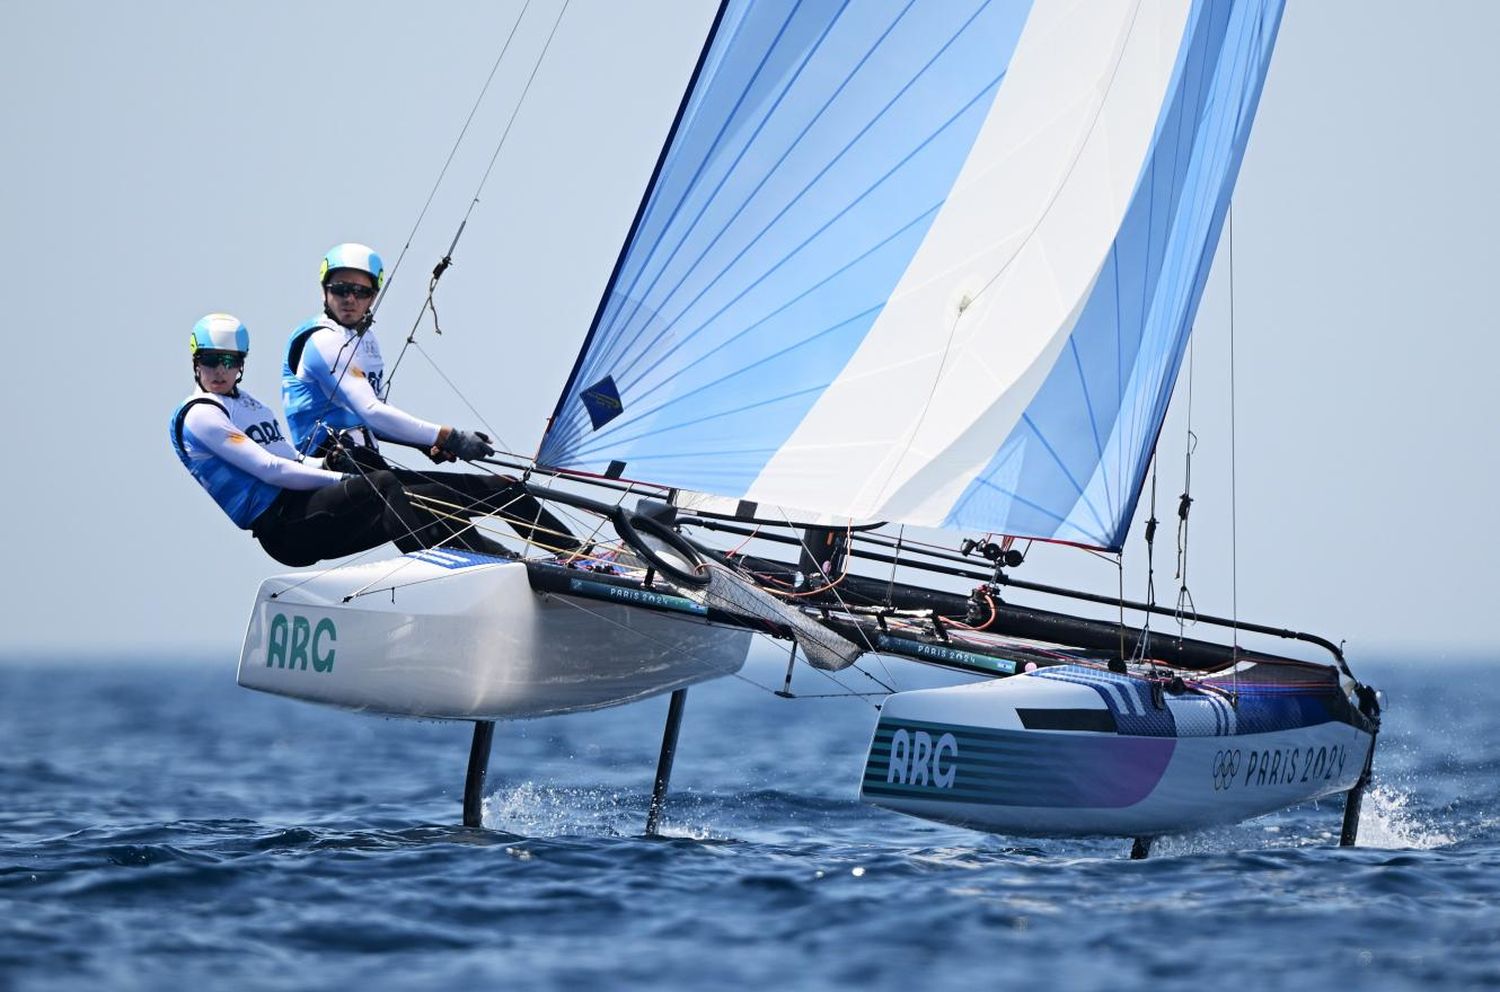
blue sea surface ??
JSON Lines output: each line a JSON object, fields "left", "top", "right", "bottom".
{"left": 0, "top": 653, "right": 1494, "bottom": 990}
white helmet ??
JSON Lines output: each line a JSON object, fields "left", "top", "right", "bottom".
{"left": 319, "top": 243, "right": 384, "bottom": 289}
{"left": 189, "top": 313, "right": 250, "bottom": 355}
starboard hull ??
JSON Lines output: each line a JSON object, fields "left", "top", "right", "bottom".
{"left": 237, "top": 551, "right": 751, "bottom": 721}
{"left": 860, "top": 664, "right": 1373, "bottom": 838}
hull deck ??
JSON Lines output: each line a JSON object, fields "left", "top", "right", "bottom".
{"left": 859, "top": 659, "right": 1376, "bottom": 837}
{"left": 237, "top": 552, "right": 752, "bottom": 721}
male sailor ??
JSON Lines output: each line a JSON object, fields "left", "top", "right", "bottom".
{"left": 281, "top": 242, "right": 576, "bottom": 553}
{"left": 170, "top": 313, "right": 511, "bottom": 566}
{"left": 281, "top": 242, "right": 492, "bottom": 468}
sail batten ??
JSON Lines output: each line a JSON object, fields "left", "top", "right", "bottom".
{"left": 540, "top": 0, "right": 1284, "bottom": 549}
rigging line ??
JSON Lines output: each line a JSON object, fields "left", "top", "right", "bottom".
{"left": 796, "top": 653, "right": 895, "bottom": 703}
{"left": 368, "top": 444, "right": 534, "bottom": 519}
{"left": 867, "top": 523, "right": 907, "bottom": 689}
{"left": 1135, "top": 452, "right": 1159, "bottom": 662}
{"left": 1117, "top": 554, "right": 1126, "bottom": 664}
{"left": 386, "top": 0, "right": 572, "bottom": 411}
{"left": 343, "top": 562, "right": 536, "bottom": 600}
{"left": 1176, "top": 372, "right": 1197, "bottom": 635}
{"left": 460, "top": 0, "right": 572, "bottom": 231}
{"left": 884, "top": 525, "right": 905, "bottom": 602}
{"left": 1227, "top": 202, "right": 1240, "bottom": 698}
{"left": 404, "top": 492, "right": 574, "bottom": 556}
{"left": 778, "top": 689, "right": 889, "bottom": 700}
{"left": 265, "top": 540, "right": 410, "bottom": 602}
{"left": 268, "top": 465, "right": 573, "bottom": 603}
{"left": 334, "top": 443, "right": 590, "bottom": 566}
{"left": 384, "top": 0, "right": 571, "bottom": 436}
{"left": 337, "top": 523, "right": 503, "bottom": 602}
{"left": 399, "top": 492, "right": 558, "bottom": 549}
{"left": 385, "top": 239, "right": 462, "bottom": 401}
{"left": 374, "top": 0, "right": 537, "bottom": 310}
{"left": 386, "top": 1, "right": 569, "bottom": 422}
{"left": 406, "top": 339, "right": 509, "bottom": 451}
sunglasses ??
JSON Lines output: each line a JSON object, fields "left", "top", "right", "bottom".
{"left": 327, "top": 281, "right": 377, "bottom": 300}
{"left": 195, "top": 353, "right": 245, "bottom": 369}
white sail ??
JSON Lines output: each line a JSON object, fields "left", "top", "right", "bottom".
{"left": 540, "top": 0, "right": 1284, "bottom": 551}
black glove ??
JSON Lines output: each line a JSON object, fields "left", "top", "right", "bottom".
{"left": 323, "top": 446, "right": 359, "bottom": 474}
{"left": 440, "top": 428, "right": 495, "bottom": 462}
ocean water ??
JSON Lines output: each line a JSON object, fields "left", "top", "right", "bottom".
{"left": 1, "top": 653, "right": 1494, "bottom": 990}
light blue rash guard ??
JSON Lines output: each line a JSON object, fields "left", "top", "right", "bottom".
{"left": 281, "top": 316, "right": 442, "bottom": 456}
{"left": 170, "top": 387, "right": 343, "bottom": 528}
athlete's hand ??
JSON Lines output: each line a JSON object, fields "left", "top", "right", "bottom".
{"left": 439, "top": 428, "right": 495, "bottom": 462}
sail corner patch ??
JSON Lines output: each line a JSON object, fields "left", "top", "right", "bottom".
{"left": 581, "top": 375, "right": 623, "bottom": 431}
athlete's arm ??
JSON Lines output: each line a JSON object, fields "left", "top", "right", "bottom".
{"left": 301, "top": 330, "right": 443, "bottom": 447}
{"left": 184, "top": 404, "right": 345, "bottom": 490}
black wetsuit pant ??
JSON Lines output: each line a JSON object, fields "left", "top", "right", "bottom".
{"left": 251, "top": 470, "right": 511, "bottom": 567}
{"left": 252, "top": 444, "right": 581, "bottom": 567}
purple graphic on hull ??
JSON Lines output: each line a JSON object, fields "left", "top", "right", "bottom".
{"left": 864, "top": 720, "right": 1177, "bottom": 809}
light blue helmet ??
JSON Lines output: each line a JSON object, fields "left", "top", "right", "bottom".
{"left": 320, "top": 242, "right": 384, "bottom": 289}
{"left": 189, "top": 313, "right": 250, "bottom": 355}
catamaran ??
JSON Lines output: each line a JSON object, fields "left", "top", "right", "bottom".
{"left": 238, "top": 0, "right": 1380, "bottom": 857}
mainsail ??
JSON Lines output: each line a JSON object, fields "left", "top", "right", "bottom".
{"left": 539, "top": 0, "right": 1284, "bottom": 551}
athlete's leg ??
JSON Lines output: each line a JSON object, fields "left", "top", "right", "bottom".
{"left": 252, "top": 472, "right": 452, "bottom": 565}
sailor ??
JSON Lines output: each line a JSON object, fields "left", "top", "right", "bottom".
{"left": 282, "top": 242, "right": 492, "bottom": 469}
{"left": 281, "top": 242, "right": 578, "bottom": 553}
{"left": 170, "top": 313, "right": 511, "bottom": 566}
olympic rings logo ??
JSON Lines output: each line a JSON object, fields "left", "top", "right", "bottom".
{"left": 1212, "top": 749, "right": 1242, "bottom": 791}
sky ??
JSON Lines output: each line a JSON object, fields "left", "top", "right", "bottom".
{"left": 0, "top": 1, "right": 1495, "bottom": 662}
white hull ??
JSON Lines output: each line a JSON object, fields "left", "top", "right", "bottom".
{"left": 237, "top": 552, "right": 751, "bottom": 721}
{"left": 861, "top": 666, "right": 1373, "bottom": 838}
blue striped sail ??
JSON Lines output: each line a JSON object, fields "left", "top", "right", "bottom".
{"left": 539, "top": 0, "right": 1284, "bottom": 551}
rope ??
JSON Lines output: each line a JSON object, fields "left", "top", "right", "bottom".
{"left": 459, "top": 0, "right": 572, "bottom": 234}
{"left": 391, "top": 338, "right": 511, "bottom": 453}
{"left": 1175, "top": 336, "right": 1198, "bottom": 635}
{"left": 1228, "top": 204, "right": 1241, "bottom": 702}
{"left": 374, "top": 0, "right": 538, "bottom": 310}
{"left": 1132, "top": 455, "right": 1159, "bottom": 665}
{"left": 383, "top": 0, "right": 573, "bottom": 436}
